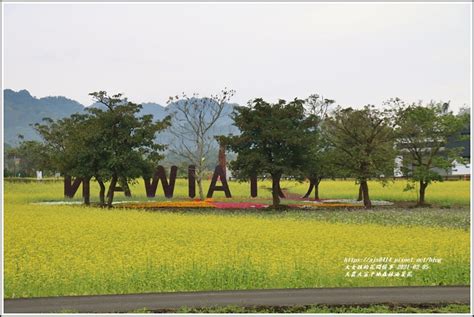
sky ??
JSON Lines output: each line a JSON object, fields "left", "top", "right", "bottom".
{"left": 3, "top": 3, "right": 471, "bottom": 111}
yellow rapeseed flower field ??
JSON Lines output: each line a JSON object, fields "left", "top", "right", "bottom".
{"left": 289, "top": 179, "right": 471, "bottom": 205}
{"left": 5, "top": 178, "right": 470, "bottom": 205}
{"left": 3, "top": 180, "right": 470, "bottom": 298}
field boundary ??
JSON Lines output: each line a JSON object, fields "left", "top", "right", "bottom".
{"left": 4, "top": 286, "right": 470, "bottom": 313}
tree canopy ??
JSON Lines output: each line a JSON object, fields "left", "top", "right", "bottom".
{"left": 393, "top": 100, "right": 469, "bottom": 205}
{"left": 4, "top": 139, "right": 49, "bottom": 177}
{"left": 34, "top": 91, "right": 171, "bottom": 206}
{"left": 323, "top": 105, "right": 396, "bottom": 208}
{"left": 300, "top": 94, "right": 338, "bottom": 200}
{"left": 166, "top": 89, "right": 235, "bottom": 200}
{"left": 225, "top": 97, "right": 318, "bottom": 208}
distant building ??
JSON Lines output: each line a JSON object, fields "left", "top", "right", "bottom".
{"left": 395, "top": 128, "right": 470, "bottom": 177}
{"left": 445, "top": 128, "right": 470, "bottom": 176}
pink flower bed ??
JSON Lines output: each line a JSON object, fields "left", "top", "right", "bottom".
{"left": 210, "top": 202, "right": 269, "bottom": 209}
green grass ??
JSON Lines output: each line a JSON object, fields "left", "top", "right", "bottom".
{"left": 4, "top": 180, "right": 470, "bottom": 299}
{"left": 59, "top": 303, "right": 472, "bottom": 314}
{"left": 172, "top": 303, "right": 471, "bottom": 313}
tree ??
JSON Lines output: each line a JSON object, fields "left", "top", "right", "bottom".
{"left": 4, "top": 139, "right": 49, "bottom": 177}
{"left": 35, "top": 112, "right": 110, "bottom": 204}
{"left": 301, "top": 94, "right": 338, "bottom": 200}
{"left": 35, "top": 91, "right": 170, "bottom": 207}
{"left": 302, "top": 144, "right": 339, "bottom": 200}
{"left": 323, "top": 105, "right": 396, "bottom": 208}
{"left": 393, "top": 100, "right": 469, "bottom": 205}
{"left": 87, "top": 91, "right": 170, "bottom": 206}
{"left": 34, "top": 114, "right": 92, "bottom": 179}
{"left": 166, "top": 89, "right": 235, "bottom": 200}
{"left": 225, "top": 98, "right": 318, "bottom": 208}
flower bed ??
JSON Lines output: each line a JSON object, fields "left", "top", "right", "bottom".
{"left": 120, "top": 200, "right": 271, "bottom": 209}
{"left": 211, "top": 202, "right": 269, "bottom": 209}
{"left": 119, "top": 200, "right": 364, "bottom": 210}
{"left": 120, "top": 201, "right": 214, "bottom": 209}
{"left": 294, "top": 202, "right": 363, "bottom": 209}
{"left": 304, "top": 199, "right": 394, "bottom": 206}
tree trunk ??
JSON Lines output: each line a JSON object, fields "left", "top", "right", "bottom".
{"left": 196, "top": 143, "right": 205, "bottom": 200}
{"left": 302, "top": 179, "right": 314, "bottom": 199}
{"left": 277, "top": 181, "right": 285, "bottom": 198}
{"left": 271, "top": 174, "right": 281, "bottom": 208}
{"left": 418, "top": 181, "right": 428, "bottom": 205}
{"left": 97, "top": 178, "right": 106, "bottom": 206}
{"left": 197, "top": 177, "right": 205, "bottom": 200}
{"left": 360, "top": 180, "right": 371, "bottom": 208}
{"left": 303, "top": 177, "right": 321, "bottom": 200}
{"left": 314, "top": 179, "right": 320, "bottom": 200}
{"left": 357, "top": 184, "right": 363, "bottom": 201}
{"left": 106, "top": 175, "right": 118, "bottom": 208}
{"left": 83, "top": 177, "right": 90, "bottom": 205}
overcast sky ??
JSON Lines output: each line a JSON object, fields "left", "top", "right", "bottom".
{"left": 3, "top": 3, "right": 471, "bottom": 111}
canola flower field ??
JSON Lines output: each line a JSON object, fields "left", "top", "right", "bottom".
{"left": 5, "top": 177, "right": 470, "bottom": 205}
{"left": 4, "top": 179, "right": 470, "bottom": 298}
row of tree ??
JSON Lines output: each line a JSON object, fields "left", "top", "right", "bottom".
{"left": 226, "top": 97, "right": 468, "bottom": 208}
{"left": 5, "top": 90, "right": 469, "bottom": 208}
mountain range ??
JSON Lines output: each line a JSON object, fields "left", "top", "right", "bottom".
{"left": 3, "top": 89, "right": 238, "bottom": 147}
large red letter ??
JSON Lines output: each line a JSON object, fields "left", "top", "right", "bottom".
{"left": 207, "top": 165, "right": 232, "bottom": 198}
{"left": 188, "top": 165, "right": 196, "bottom": 198}
{"left": 144, "top": 166, "right": 177, "bottom": 198}
{"left": 64, "top": 176, "right": 90, "bottom": 202}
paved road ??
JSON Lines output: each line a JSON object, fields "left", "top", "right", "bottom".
{"left": 4, "top": 286, "right": 470, "bottom": 313}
